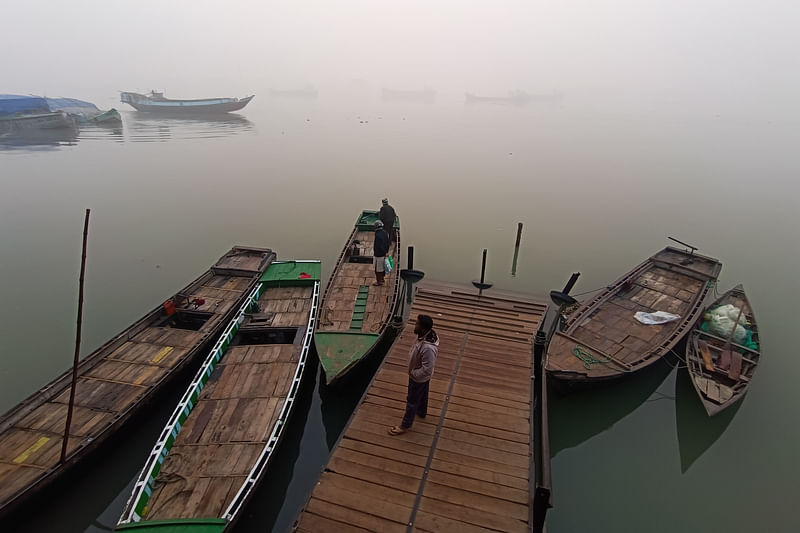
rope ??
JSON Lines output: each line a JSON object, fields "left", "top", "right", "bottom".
{"left": 571, "top": 346, "right": 610, "bottom": 369}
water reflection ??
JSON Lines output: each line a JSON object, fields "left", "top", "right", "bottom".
{"left": 548, "top": 359, "right": 674, "bottom": 457}
{"left": 674, "top": 367, "right": 741, "bottom": 473}
{"left": 0, "top": 128, "right": 78, "bottom": 152}
{"left": 123, "top": 112, "right": 254, "bottom": 142}
{"left": 77, "top": 123, "right": 124, "bottom": 143}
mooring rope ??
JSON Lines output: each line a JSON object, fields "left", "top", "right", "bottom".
{"left": 572, "top": 346, "right": 610, "bottom": 369}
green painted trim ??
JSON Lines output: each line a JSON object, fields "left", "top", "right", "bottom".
{"left": 259, "top": 261, "right": 321, "bottom": 286}
{"left": 355, "top": 210, "right": 399, "bottom": 231}
{"left": 350, "top": 285, "right": 369, "bottom": 330}
{"left": 116, "top": 518, "right": 227, "bottom": 533}
{"left": 314, "top": 331, "right": 380, "bottom": 383}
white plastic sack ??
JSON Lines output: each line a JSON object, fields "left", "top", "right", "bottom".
{"left": 705, "top": 304, "right": 747, "bottom": 343}
{"left": 634, "top": 311, "right": 681, "bottom": 325}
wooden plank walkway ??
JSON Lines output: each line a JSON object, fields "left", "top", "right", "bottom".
{"left": 296, "top": 280, "right": 548, "bottom": 532}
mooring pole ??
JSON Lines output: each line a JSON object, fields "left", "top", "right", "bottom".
{"left": 472, "top": 249, "right": 493, "bottom": 295}
{"left": 480, "top": 249, "right": 487, "bottom": 284}
{"left": 61, "top": 209, "right": 90, "bottom": 464}
{"left": 511, "top": 222, "right": 523, "bottom": 276}
{"left": 407, "top": 245, "right": 414, "bottom": 271}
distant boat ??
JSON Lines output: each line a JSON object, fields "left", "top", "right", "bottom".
{"left": 44, "top": 97, "right": 122, "bottom": 125}
{"left": 0, "top": 95, "right": 76, "bottom": 132}
{"left": 685, "top": 284, "right": 760, "bottom": 416}
{"left": 546, "top": 246, "right": 722, "bottom": 384}
{"left": 381, "top": 86, "right": 436, "bottom": 103}
{"left": 465, "top": 90, "right": 533, "bottom": 105}
{"left": 120, "top": 91, "right": 254, "bottom": 114}
{"left": 315, "top": 210, "right": 402, "bottom": 385}
{"left": 269, "top": 86, "right": 318, "bottom": 98}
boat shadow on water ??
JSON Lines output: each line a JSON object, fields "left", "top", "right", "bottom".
{"left": 0, "top": 128, "right": 79, "bottom": 151}
{"left": 674, "top": 365, "right": 742, "bottom": 474}
{"left": 123, "top": 112, "right": 254, "bottom": 142}
{"left": 548, "top": 357, "right": 674, "bottom": 458}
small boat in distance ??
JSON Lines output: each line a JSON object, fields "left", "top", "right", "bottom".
{"left": 0, "top": 246, "right": 275, "bottom": 521}
{"left": 120, "top": 91, "right": 254, "bottom": 114}
{"left": 546, "top": 246, "right": 722, "bottom": 384}
{"left": 315, "top": 211, "right": 402, "bottom": 385}
{"left": 685, "top": 285, "right": 760, "bottom": 416}
{"left": 117, "top": 260, "right": 320, "bottom": 532}
{"left": 381, "top": 86, "right": 436, "bottom": 103}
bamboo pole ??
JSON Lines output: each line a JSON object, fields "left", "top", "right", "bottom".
{"left": 61, "top": 209, "right": 90, "bottom": 464}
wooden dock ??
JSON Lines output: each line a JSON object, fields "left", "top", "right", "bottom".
{"left": 295, "top": 280, "right": 548, "bottom": 532}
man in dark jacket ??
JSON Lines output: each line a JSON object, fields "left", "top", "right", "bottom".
{"left": 373, "top": 220, "right": 390, "bottom": 286}
{"left": 379, "top": 198, "right": 397, "bottom": 242}
{"left": 389, "top": 314, "right": 439, "bottom": 435}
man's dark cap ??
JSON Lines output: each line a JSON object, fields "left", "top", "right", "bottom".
{"left": 417, "top": 314, "right": 434, "bottom": 329}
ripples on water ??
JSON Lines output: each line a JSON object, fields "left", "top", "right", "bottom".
{"left": 0, "top": 111, "right": 254, "bottom": 151}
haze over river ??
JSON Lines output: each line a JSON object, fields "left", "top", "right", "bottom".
{"left": 3, "top": 2, "right": 800, "bottom": 531}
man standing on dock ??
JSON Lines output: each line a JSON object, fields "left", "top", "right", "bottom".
{"left": 373, "top": 220, "right": 390, "bottom": 286}
{"left": 379, "top": 198, "right": 397, "bottom": 242}
{"left": 389, "top": 315, "right": 439, "bottom": 435}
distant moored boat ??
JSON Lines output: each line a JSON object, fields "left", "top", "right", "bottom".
{"left": 120, "top": 91, "right": 254, "bottom": 114}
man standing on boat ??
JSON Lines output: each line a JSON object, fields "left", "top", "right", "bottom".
{"left": 373, "top": 220, "right": 390, "bottom": 286}
{"left": 379, "top": 198, "right": 397, "bottom": 242}
{"left": 389, "top": 315, "right": 439, "bottom": 435}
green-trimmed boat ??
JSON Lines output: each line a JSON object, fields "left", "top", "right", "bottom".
{"left": 315, "top": 210, "right": 401, "bottom": 385}
{"left": 116, "top": 260, "right": 321, "bottom": 532}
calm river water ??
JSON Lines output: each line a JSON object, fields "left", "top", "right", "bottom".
{"left": 1, "top": 93, "right": 798, "bottom": 532}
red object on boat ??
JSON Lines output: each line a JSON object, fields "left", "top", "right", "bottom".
{"left": 299, "top": 272, "right": 311, "bottom": 279}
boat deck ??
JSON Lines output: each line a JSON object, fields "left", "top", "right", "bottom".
{"left": 141, "top": 285, "right": 315, "bottom": 521}
{"left": 317, "top": 230, "right": 399, "bottom": 334}
{"left": 295, "top": 280, "right": 548, "bottom": 532}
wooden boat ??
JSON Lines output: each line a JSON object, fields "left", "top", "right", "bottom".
{"left": 0, "top": 246, "right": 274, "bottom": 520}
{"left": 116, "top": 260, "right": 320, "bottom": 532}
{"left": 685, "top": 284, "right": 759, "bottom": 416}
{"left": 465, "top": 90, "right": 532, "bottom": 105}
{"left": 546, "top": 246, "right": 722, "bottom": 383}
{"left": 120, "top": 91, "right": 254, "bottom": 114}
{"left": 315, "top": 210, "right": 401, "bottom": 385}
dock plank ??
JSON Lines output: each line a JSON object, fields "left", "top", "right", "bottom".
{"left": 296, "top": 280, "right": 546, "bottom": 531}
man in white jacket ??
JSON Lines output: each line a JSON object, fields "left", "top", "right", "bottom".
{"left": 389, "top": 314, "right": 439, "bottom": 435}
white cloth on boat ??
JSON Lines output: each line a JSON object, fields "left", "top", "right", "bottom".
{"left": 634, "top": 311, "right": 681, "bottom": 325}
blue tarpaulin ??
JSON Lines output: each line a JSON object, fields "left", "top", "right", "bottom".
{"left": 0, "top": 95, "right": 49, "bottom": 117}
{"left": 44, "top": 98, "right": 99, "bottom": 112}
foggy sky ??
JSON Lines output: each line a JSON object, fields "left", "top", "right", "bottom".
{"left": 3, "top": 0, "right": 798, "bottom": 117}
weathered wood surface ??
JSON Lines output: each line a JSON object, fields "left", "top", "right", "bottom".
{"left": 0, "top": 247, "right": 273, "bottom": 518}
{"left": 546, "top": 247, "right": 721, "bottom": 382}
{"left": 142, "top": 285, "right": 314, "bottom": 520}
{"left": 296, "top": 281, "right": 547, "bottom": 532}
{"left": 317, "top": 230, "right": 400, "bottom": 335}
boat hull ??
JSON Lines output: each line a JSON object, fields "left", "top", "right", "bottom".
{"left": 685, "top": 284, "right": 759, "bottom": 416}
{"left": 121, "top": 92, "right": 254, "bottom": 114}
{"left": 0, "top": 111, "right": 76, "bottom": 132}
{"left": 545, "top": 246, "right": 722, "bottom": 384}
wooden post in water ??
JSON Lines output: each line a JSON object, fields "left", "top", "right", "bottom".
{"left": 60, "top": 209, "right": 90, "bottom": 464}
{"left": 511, "top": 222, "right": 523, "bottom": 276}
